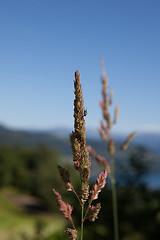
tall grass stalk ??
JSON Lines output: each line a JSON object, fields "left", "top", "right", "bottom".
{"left": 99, "top": 58, "right": 120, "bottom": 240}
{"left": 88, "top": 58, "right": 135, "bottom": 240}
{"left": 53, "top": 70, "right": 107, "bottom": 240}
{"left": 81, "top": 204, "right": 84, "bottom": 240}
{"left": 111, "top": 157, "right": 119, "bottom": 240}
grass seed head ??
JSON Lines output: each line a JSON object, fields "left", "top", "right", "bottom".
{"left": 65, "top": 228, "right": 78, "bottom": 240}
{"left": 87, "top": 203, "right": 101, "bottom": 222}
{"left": 121, "top": 131, "right": 136, "bottom": 150}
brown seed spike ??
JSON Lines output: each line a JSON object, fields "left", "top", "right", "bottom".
{"left": 109, "top": 89, "right": 114, "bottom": 105}
{"left": 98, "top": 127, "right": 107, "bottom": 141}
{"left": 57, "top": 166, "right": 73, "bottom": 191}
{"left": 65, "top": 228, "right": 78, "bottom": 240}
{"left": 113, "top": 104, "right": 120, "bottom": 124}
{"left": 75, "top": 70, "right": 80, "bottom": 84}
{"left": 100, "top": 57, "right": 108, "bottom": 89}
{"left": 84, "top": 109, "right": 87, "bottom": 117}
{"left": 121, "top": 131, "right": 136, "bottom": 150}
{"left": 87, "top": 203, "right": 101, "bottom": 222}
{"left": 70, "top": 71, "right": 90, "bottom": 182}
{"left": 103, "top": 111, "right": 112, "bottom": 129}
{"left": 80, "top": 181, "right": 89, "bottom": 203}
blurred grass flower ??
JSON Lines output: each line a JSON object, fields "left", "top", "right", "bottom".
{"left": 88, "top": 58, "right": 135, "bottom": 240}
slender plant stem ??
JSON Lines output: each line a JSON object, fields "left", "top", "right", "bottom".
{"left": 81, "top": 204, "right": 84, "bottom": 240}
{"left": 83, "top": 206, "right": 89, "bottom": 223}
{"left": 72, "top": 188, "right": 82, "bottom": 205}
{"left": 111, "top": 156, "right": 119, "bottom": 240}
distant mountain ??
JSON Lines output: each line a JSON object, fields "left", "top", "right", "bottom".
{"left": 0, "top": 124, "right": 160, "bottom": 188}
{"left": 50, "top": 127, "right": 160, "bottom": 153}
{"left": 0, "top": 124, "right": 160, "bottom": 153}
{"left": 0, "top": 124, "right": 71, "bottom": 156}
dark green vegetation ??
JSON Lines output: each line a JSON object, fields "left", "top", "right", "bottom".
{"left": 0, "top": 144, "right": 61, "bottom": 209}
{"left": 82, "top": 186, "right": 160, "bottom": 240}
{"left": 0, "top": 125, "right": 160, "bottom": 239}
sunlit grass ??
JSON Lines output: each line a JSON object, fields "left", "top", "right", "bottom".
{"left": 0, "top": 188, "right": 65, "bottom": 240}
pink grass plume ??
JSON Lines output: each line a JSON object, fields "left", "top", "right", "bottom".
{"left": 53, "top": 189, "right": 73, "bottom": 223}
{"left": 89, "top": 170, "right": 107, "bottom": 203}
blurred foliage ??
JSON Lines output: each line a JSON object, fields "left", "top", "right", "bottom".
{"left": 117, "top": 146, "right": 150, "bottom": 187}
{"left": 0, "top": 144, "right": 160, "bottom": 239}
{"left": 0, "top": 144, "right": 66, "bottom": 210}
{"left": 64, "top": 147, "right": 160, "bottom": 240}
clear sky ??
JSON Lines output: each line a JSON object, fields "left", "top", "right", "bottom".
{"left": 0, "top": 0, "right": 160, "bottom": 134}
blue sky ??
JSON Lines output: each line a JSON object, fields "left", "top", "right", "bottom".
{"left": 0, "top": 0, "right": 160, "bottom": 134}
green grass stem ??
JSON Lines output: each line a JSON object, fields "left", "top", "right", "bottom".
{"left": 81, "top": 204, "right": 84, "bottom": 240}
{"left": 111, "top": 157, "right": 119, "bottom": 240}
